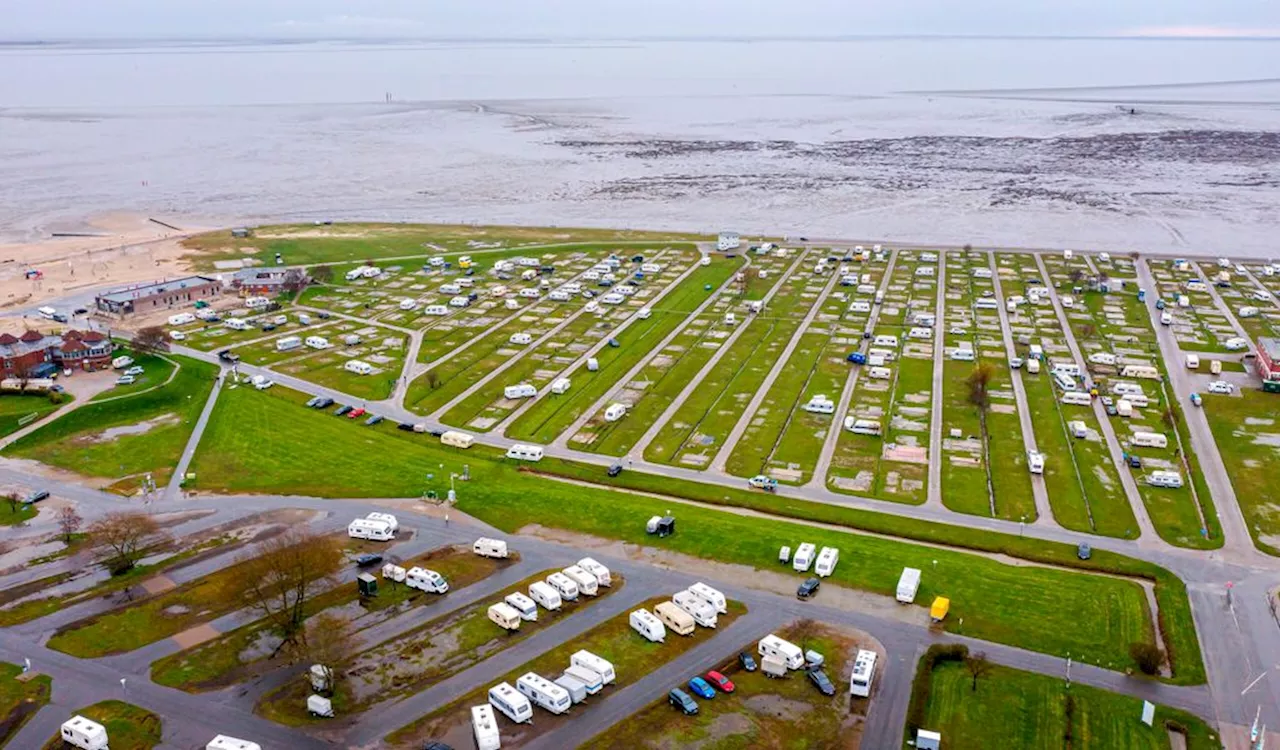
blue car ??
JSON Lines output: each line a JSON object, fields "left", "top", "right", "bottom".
{"left": 688, "top": 676, "right": 715, "bottom": 699}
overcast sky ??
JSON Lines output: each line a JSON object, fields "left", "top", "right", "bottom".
{"left": 6, "top": 0, "right": 1280, "bottom": 40}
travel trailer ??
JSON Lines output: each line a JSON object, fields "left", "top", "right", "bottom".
{"left": 344, "top": 360, "right": 373, "bottom": 375}
{"left": 489, "top": 682, "right": 534, "bottom": 723}
{"left": 504, "top": 384, "right": 537, "bottom": 399}
{"left": 687, "top": 582, "right": 727, "bottom": 613}
{"left": 850, "top": 649, "right": 878, "bottom": 698}
{"left": 792, "top": 542, "right": 817, "bottom": 572}
{"left": 441, "top": 430, "right": 475, "bottom": 449}
{"left": 506, "top": 444, "right": 544, "bottom": 461}
{"left": 405, "top": 567, "right": 448, "bottom": 594}
{"left": 1148, "top": 471, "right": 1184, "bottom": 488}
{"left": 604, "top": 403, "right": 627, "bottom": 422}
{"left": 845, "top": 417, "right": 882, "bottom": 436}
{"left": 758, "top": 634, "right": 805, "bottom": 670}
{"left": 630, "top": 608, "right": 667, "bottom": 642}
{"left": 488, "top": 602, "right": 523, "bottom": 631}
{"left": 515, "top": 673, "right": 571, "bottom": 715}
{"left": 571, "top": 650, "right": 616, "bottom": 684}
{"left": 897, "top": 567, "right": 921, "bottom": 603}
{"left": 562, "top": 565, "right": 600, "bottom": 596}
{"left": 578, "top": 558, "right": 612, "bottom": 587}
{"left": 1130, "top": 431, "right": 1168, "bottom": 449}
{"left": 305, "top": 336, "right": 330, "bottom": 349}
{"left": 471, "top": 705, "right": 501, "bottom": 750}
{"left": 550, "top": 377, "right": 571, "bottom": 394}
{"left": 276, "top": 336, "right": 302, "bottom": 352}
{"left": 60, "top": 716, "right": 108, "bottom": 750}
{"left": 672, "top": 590, "right": 718, "bottom": 628}
{"left": 347, "top": 518, "right": 394, "bottom": 541}
{"left": 654, "top": 601, "right": 695, "bottom": 636}
{"left": 473, "top": 538, "right": 510, "bottom": 558}
{"left": 505, "top": 592, "right": 538, "bottom": 621}
{"left": 546, "top": 572, "right": 580, "bottom": 601}
{"left": 814, "top": 547, "right": 840, "bottom": 577}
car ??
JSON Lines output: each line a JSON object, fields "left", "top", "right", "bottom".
{"left": 739, "top": 652, "right": 757, "bottom": 672}
{"left": 305, "top": 396, "right": 322, "bottom": 408}
{"left": 428, "top": 428, "right": 446, "bottom": 437}
{"left": 608, "top": 463, "right": 623, "bottom": 477}
{"left": 1009, "top": 357, "right": 1023, "bottom": 369}
{"left": 73, "top": 307, "right": 88, "bottom": 316}
{"left": 334, "top": 405, "right": 353, "bottom": 417}
{"left": 949, "top": 326, "right": 967, "bottom": 335}
{"left": 355, "top": 553, "right": 383, "bottom": 567}
{"left": 797, "top": 577, "right": 821, "bottom": 599}
{"left": 981, "top": 290, "right": 994, "bottom": 298}
{"left": 1105, "top": 404, "right": 1118, "bottom": 417}
{"left": 1100, "top": 395, "right": 1114, "bottom": 406}
{"left": 115, "top": 375, "right": 136, "bottom": 385}
{"left": 217, "top": 350, "right": 240, "bottom": 363}
{"left": 422, "top": 743, "right": 455, "bottom": 750}
{"left": 317, "top": 311, "right": 331, "bottom": 319}
{"left": 170, "top": 330, "right": 187, "bottom": 341}
{"left": 1207, "top": 380, "right": 1234, "bottom": 394}
{"left": 668, "top": 688, "right": 698, "bottom": 715}
{"left": 1077, "top": 543, "right": 1092, "bottom": 560}
{"left": 261, "top": 323, "right": 276, "bottom": 332}
{"left": 1127, "top": 454, "right": 1142, "bottom": 469}
{"left": 1190, "top": 393, "right": 1203, "bottom": 407}
{"left": 705, "top": 671, "right": 735, "bottom": 693}
{"left": 397, "top": 422, "right": 416, "bottom": 431}
{"left": 365, "top": 414, "right": 384, "bottom": 426}
{"left": 688, "top": 676, "right": 715, "bottom": 699}
{"left": 807, "top": 668, "right": 836, "bottom": 696}
{"left": 22, "top": 490, "right": 49, "bottom": 505}
{"left": 125, "top": 366, "right": 144, "bottom": 376}
{"left": 314, "top": 397, "right": 334, "bottom": 409}
{"left": 348, "top": 408, "right": 366, "bottom": 419}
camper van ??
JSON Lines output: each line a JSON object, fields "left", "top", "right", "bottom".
{"left": 488, "top": 683, "right": 533, "bottom": 724}
{"left": 688, "top": 582, "right": 727, "bottom": 614}
{"left": 60, "top": 716, "right": 108, "bottom": 750}
{"left": 672, "top": 590, "right": 719, "bottom": 628}
{"left": 571, "top": 650, "right": 617, "bottom": 684}
{"left": 792, "top": 542, "right": 817, "bottom": 572}
{"left": 405, "top": 567, "right": 448, "bottom": 594}
{"left": 528, "top": 581, "right": 562, "bottom": 611}
{"left": 347, "top": 518, "right": 394, "bottom": 541}
{"left": 655, "top": 601, "right": 696, "bottom": 636}
{"left": 1148, "top": 470, "right": 1184, "bottom": 488}
{"left": 488, "top": 602, "right": 523, "bottom": 631}
{"left": 473, "top": 538, "right": 510, "bottom": 558}
{"left": 897, "top": 567, "right": 921, "bottom": 603}
{"left": 758, "top": 634, "right": 805, "bottom": 670}
{"left": 1131, "top": 431, "right": 1168, "bottom": 449}
{"left": 506, "top": 444, "right": 544, "bottom": 461}
{"left": 516, "top": 673, "right": 571, "bottom": 715}
{"left": 562, "top": 565, "right": 600, "bottom": 596}
{"left": 604, "top": 403, "right": 627, "bottom": 422}
{"left": 578, "top": 558, "right": 612, "bottom": 587}
{"left": 505, "top": 592, "right": 538, "bottom": 621}
{"left": 550, "top": 377, "right": 571, "bottom": 394}
{"left": 207, "top": 736, "right": 263, "bottom": 750}
{"left": 441, "top": 430, "right": 475, "bottom": 449}
{"left": 344, "top": 360, "right": 373, "bottom": 375}
{"left": 546, "top": 572, "right": 580, "bottom": 602}
{"left": 471, "top": 705, "right": 501, "bottom": 750}
{"left": 504, "top": 384, "right": 537, "bottom": 399}
{"left": 630, "top": 608, "right": 667, "bottom": 642}
{"left": 814, "top": 547, "right": 840, "bottom": 577}
{"left": 276, "top": 336, "right": 302, "bottom": 352}
{"left": 850, "top": 649, "right": 878, "bottom": 698}
{"left": 845, "top": 417, "right": 882, "bottom": 436}
{"left": 1061, "top": 392, "right": 1092, "bottom": 406}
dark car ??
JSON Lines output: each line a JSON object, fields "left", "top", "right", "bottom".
{"left": 1077, "top": 543, "right": 1092, "bottom": 560}
{"left": 305, "top": 396, "right": 322, "bottom": 408}
{"left": 797, "top": 577, "right": 821, "bottom": 599}
{"left": 422, "top": 743, "right": 455, "bottom": 750}
{"left": 608, "top": 463, "right": 623, "bottom": 477}
{"left": 807, "top": 668, "right": 836, "bottom": 696}
{"left": 668, "top": 688, "right": 698, "bottom": 715}
{"left": 261, "top": 323, "right": 276, "bottom": 332}
{"left": 1105, "top": 404, "right": 1118, "bottom": 417}
{"left": 217, "top": 350, "right": 240, "bottom": 363}
{"left": 334, "top": 405, "right": 353, "bottom": 417}
{"left": 317, "top": 311, "right": 331, "bottom": 319}
{"left": 365, "top": 414, "right": 384, "bottom": 426}
{"left": 738, "top": 652, "right": 758, "bottom": 672}
{"left": 355, "top": 553, "right": 383, "bottom": 567}
{"left": 23, "top": 490, "right": 49, "bottom": 505}
{"left": 314, "top": 397, "right": 334, "bottom": 409}
{"left": 428, "top": 428, "right": 445, "bottom": 437}
{"left": 1127, "top": 454, "right": 1142, "bottom": 469}
{"left": 52, "top": 313, "right": 69, "bottom": 323}
{"left": 73, "top": 307, "right": 89, "bottom": 316}
{"left": 397, "top": 422, "right": 416, "bottom": 431}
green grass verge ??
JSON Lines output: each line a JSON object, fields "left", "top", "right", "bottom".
{"left": 0, "top": 662, "right": 51, "bottom": 747}
{"left": 88, "top": 352, "right": 175, "bottom": 401}
{"left": 0, "top": 393, "right": 66, "bottom": 439}
{"left": 39, "top": 700, "right": 161, "bottom": 750}
{"left": 1203, "top": 388, "right": 1280, "bottom": 555}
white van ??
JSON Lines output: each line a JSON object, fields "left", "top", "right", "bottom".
{"left": 630, "top": 608, "right": 667, "bottom": 642}
{"left": 405, "top": 567, "right": 448, "bottom": 594}
{"left": 505, "top": 592, "right": 538, "bottom": 621}
{"left": 473, "top": 537, "right": 509, "bottom": 558}
{"left": 792, "top": 542, "right": 817, "bottom": 572}
{"left": 814, "top": 547, "right": 839, "bottom": 577}
{"left": 504, "top": 384, "right": 537, "bottom": 399}
{"left": 1148, "top": 471, "right": 1184, "bottom": 488}
{"left": 850, "top": 649, "right": 878, "bottom": 698}
{"left": 207, "top": 736, "right": 262, "bottom": 750}
{"left": 1131, "top": 431, "right": 1168, "bottom": 449}
{"left": 516, "top": 673, "right": 571, "bottom": 715}
{"left": 347, "top": 518, "right": 394, "bottom": 541}
{"left": 168, "top": 312, "right": 196, "bottom": 326}
{"left": 506, "top": 444, "right": 544, "bottom": 461}
{"left": 344, "top": 360, "right": 373, "bottom": 375}
{"left": 471, "top": 705, "right": 501, "bottom": 750}
{"left": 550, "top": 377, "right": 571, "bottom": 395}
{"left": 546, "top": 572, "right": 579, "bottom": 602}
{"left": 672, "top": 590, "right": 718, "bottom": 628}
{"left": 488, "top": 602, "right": 522, "bottom": 631}
{"left": 528, "top": 581, "right": 562, "bottom": 611}
{"left": 562, "top": 565, "right": 599, "bottom": 597}
{"left": 441, "top": 430, "right": 475, "bottom": 449}
{"left": 654, "top": 601, "right": 695, "bottom": 636}
{"left": 571, "top": 650, "right": 616, "bottom": 684}
{"left": 897, "top": 567, "right": 921, "bottom": 603}
{"left": 687, "top": 582, "right": 727, "bottom": 614}
{"left": 60, "top": 716, "right": 108, "bottom": 750}
{"left": 1186, "top": 353, "right": 1200, "bottom": 370}
{"left": 758, "top": 634, "right": 805, "bottom": 670}
{"left": 366, "top": 512, "right": 398, "bottom": 532}
{"left": 578, "top": 558, "right": 612, "bottom": 587}
{"left": 1061, "top": 392, "right": 1092, "bottom": 406}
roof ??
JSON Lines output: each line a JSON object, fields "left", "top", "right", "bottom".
{"left": 96, "top": 276, "right": 218, "bottom": 304}
{"left": 19, "top": 330, "right": 44, "bottom": 343}
{"left": 1260, "top": 337, "right": 1280, "bottom": 361}
{"left": 0, "top": 331, "right": 61, "bottom": 360}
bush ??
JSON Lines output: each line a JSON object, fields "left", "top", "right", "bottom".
{"left": 905, "top": 644, "right": 969, "bottom": 737}
{"left": 1130, "top": 642, "right": 1165, "bottom": 675}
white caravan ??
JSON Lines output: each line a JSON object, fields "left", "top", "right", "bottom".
{"left": 528, "top": 581, "right": 562, "bottom": 611}
{"left": 1130, "top": 431, "right": 1168, "bottom": 449}
{"left": 504, "top": 384, "right": 537, "bottom": 399}
{"left": 850, "top": 649, "right": 878, "bottom": 697}
{"left": 504, "top": 592, "right": 538, "bottom": 621}
{"left": 672, "top": 590, "right": 718, "bottom": 628}
{"left": 488, "top": 602, "right": 522, "bottom": 631}
{"left": 562, "top": 565, "right": 600, "bottom": 596}
{"left": 578, "top": 558, "right": 612, "bottom": 587}
{"left": 405, "top": 567, "right": 448, "bottom": 594}
{"left": 897, "top": 568, "right": 922, "bottom": 603}
{"left": 473, "top": 537, "right": 510, "bottom": 558}
{"left": 344, "top": 360, "right": 373, "bottom": 375}
{"left": 550, "top": 377, "right": 571, "bottom": 394}
{"left": 1148, "top": 471, "right": 1184, "bottom": 488}
{"left": 506, "top": 444, "right": 544, "bottom": 461}
{"left": 489, "top": 682, "right": 533, "bottom": 724}
{"left": 366, "top": 512, "right": 398, "bottom": 532}
{"left": 630, "top": 608, "right": 667, "bottom": 642}
{"left": 60, "top": 716, "right": 108, "bottom": 750}
{"left": 564, "top": 664, "right": 604, "bottom": 695}
{"left": 206, "top": 736, "right": 263, "bottom": 750}
{"left": 604, "top": 403, "right": 627, "bottom": 422}
{"left": 347, "top": 518, "right": 394, "bottom": 541}
{"left": 814, "top": 547, "right": 840, "bottom": 577}
{"left": 792, "top": 542, "right": 817, "bottom": 572}
{"left": 471, "top": 705, "right": 501, "bottom": 750}
{"left": 758, "top": 634, "right": 805, "bottom": 670}
{"left": 546, "top": 572, "right": 580, "bottom": 602}
{"left": 687, "top": 582, "right": 727, "bottom": 614}
{"left": 845, "top": 417, "right": 882, "bottom": 436}
{"left": 571, "top": 650, "right": 616, "bottom": 684}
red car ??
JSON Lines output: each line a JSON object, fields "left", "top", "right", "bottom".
{"left": 705, "top": 670, "right": 734, "bottom": 693}
{"left": 347, "top": 408, "right": 366, "bottom": 419}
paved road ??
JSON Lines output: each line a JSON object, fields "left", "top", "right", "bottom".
{"left": 925, "top": 252, "right": 947, "bottom": 508}
{"left": 163, "top": 373, "right": 223, "bottom": 501}
{"left": 1193, "top": 261, "right": 1253, "bottom": 344}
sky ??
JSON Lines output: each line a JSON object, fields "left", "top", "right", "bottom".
{"left": 4, "top": 0, "right": 1280, "bottom": 40}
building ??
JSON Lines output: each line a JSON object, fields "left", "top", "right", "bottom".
{"left": 1256, "top": 337, "right": 1280, "bottom": 383}
{"left": 95, "top": 276, "right": 221, "bottom": 316}
{"left": 0, "top": 329, "right": 113, "bottom": 376}
{"left": 230, "top": 268, "right": 296, "bottom": 296}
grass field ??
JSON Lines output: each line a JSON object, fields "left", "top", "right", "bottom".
{"left": 38, "top": 700, "right": 161, "bottom": 750}
{"left": 0, "top": 500, "right": 38, "bottom": 527}
{"left": 0, "top": 392, "right": 65, "bottom": 439}
{"left": 88, "top": 352, "right": 175, "bottom": 401}
{"left": 4, "top": 355, "right": 218, "bottom": 484}
{"left": 913, "top": 660, "right": 1219, "bottom": 749}
{"left": 386, "top": 597, "right": 747, "bottom": 748}
{"left": 1203, "top": 388, "right": 1280, "bottom": 555}
{"left": 0, "top": 662, "right": 51, "bottom": 747}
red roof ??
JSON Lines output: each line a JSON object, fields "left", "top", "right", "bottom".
{"left": 63, "top": 330, "right": 83, "bottom": 341}
{"left": 19, "top": 330, "right": 44, "bottom": 343}
{"left": 81, "top": 331, "right": 106, "bottom": 343}
{"left": 0, "top": 333, "right": 17, "bottom": 345}
{"left": 60, "top": 340, "right": 87, "bottom": 353}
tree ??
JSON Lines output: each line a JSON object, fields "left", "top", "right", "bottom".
{"left": 1129, "top": 642, "right": 1165, "bottom": 675}
{"left": 132, "top": 326, "right": 169, "bottom": 354}
{"left": 4, "top": 492, "right": 19, "bottom": 516}
{"left": 282, "top": 269, "right": 307, "bottom": 295}
{"left": 967, "top": 362, "right": 996, "bottom": 409}
{"left": 56, "top": 506, "right": 82, "bottom": 543}
{"left": 88, "top": 511, "right": 167, "bottom": 575}
{"left": 1070, "top": 268, "right": 1086, "bottom": 285}
{"left": 308, "top": 265, "right": 333, "bottom": 284}
{"left": 300, "top": 612, "right": 359, "bottom": 691}
{"left": 426, "top": 370, "right": 441, "bottom": 390}
{"left": 1078, "top": 323, "right": 1096, "bottom": 340}
{"left": 965, "top": 651, "right": 993, "bottom": 691}
{"left": 790, "top": 618, "right": 821, "bottom": 654}
{"left": 229, "top": 529, "right": 343, "bottom": 657}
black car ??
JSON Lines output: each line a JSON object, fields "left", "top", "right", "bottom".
{"left": 23, "top": 490, "right": 49, "bottom": 505}
{"left": 261, "top": 323, "right": 276, "bottom": 332}
{"left": 73, "top": 307, "right": 89, "bottom": 316}
{"left": 422, "top": 743, "right": 455, "bottom": 750}
{"left": 608, "top": 463, "right": 623, "bottom": 477}
{"left": 428, "top": 428, "right": 445, "bottom": 437}
{"left": 355, "top": 553, "right": 383, "bottom": 567}
{"left": 738, "top": 652, "right": 758, "bottom": 672}
{"left": 1127, "top": 454, "right": 1142, "bottom": 469}
{"left": 365, "top": 414, "right": 384, "bottom": 426}
{"left": 668, "top": 688, "right": 699, "bottom": 715}
{"left": 797, "top": 577, "right": 821, "bottom": 599}
{"left": 217, "top": 350, "right": 240, "bottom": 363}
{"left": 317, "top": 311, "right": 331, "bottom": 319}
{"left": 314, "top": 397, "right": 334, "bottom": 409}
{"left": 807, "top": 668, "right": 836, "bottom": 696}
{"left": 334, "top": 404, "right": 353, "bottom": 417}
{"left": 397, "top": 422, "right": 416, "bottom": 431}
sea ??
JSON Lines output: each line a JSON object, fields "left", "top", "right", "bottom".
{"left": 1, "top": 37, "right": 1278, "bottom": 253}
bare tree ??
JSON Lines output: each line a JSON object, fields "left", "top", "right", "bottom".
{"left": 229, "top": 529, "right": 343, "bottom": 657}
{"left": 790, "top": 618, "right": 822, "bottom": 655}
{"left": 282, "top": 269, "right": 307, "bottom": 295}
{"left": 967, "top": 362, "right": 995, "bottom": 409}
{"left": 88, "top": 511, "right": 167, "bottom": 575}
{"left": 308, "top": 265, "right": 333, "bottom": 284}
{"left": 4, "top": 492, "right": 20, "bottom": 516}
{"left": 299, "top": 612, "right": 359, "bottom": 689}
{"left": 965, "top": 651, "right": 994, "bottom": 691}
{"left": 56, "top": 506, "right": 82, "bottom": 543}
{"left": 132, "top": 326, "right": 170, "bottom": 354}
{"left": 426, "top": 370, "right": 441, "bottom": 390}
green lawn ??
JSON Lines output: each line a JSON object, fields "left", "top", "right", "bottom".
{"left": 1203, "top": 388, "right": 1280, "bottom": 555}
{"left": 0, "top": 662, "right": 51, "bottom": 747}
{"left": 913, "top": 660, "right": 1219, "bottom": 749}
{"left": 0, "top": 393, "right": 65, "bottom": 439}
{"left": 39, "top": 700, "right": 161, "bottom": 750}
{"left": 4, "top": 355, "right": 218, "bottom": 484}
{"left": 0, "top": 500, "right": 38, "bottom": 527}
{"left": 88, "top": 352, "right": 176, "bottom": 401}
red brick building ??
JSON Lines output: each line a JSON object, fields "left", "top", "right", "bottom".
{"left": 1257, "top": 337, "right": 1280, "bottom": 383}
{"left": 56, "top": 330, "right": 113, "bottom": 371}
{"left": 0, "top": 329, "right": 113, "bottom": 376}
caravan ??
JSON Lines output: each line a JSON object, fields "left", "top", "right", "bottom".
{"left": 814, "top": 547, "right": 839, "bottom": 577}
{"left": 506, "top": 444, "right": 544, "bottom": 461}
{"left": 688, "top": 582, "right": 727, "bottom": 614}
{"left": 366, "top": 512, "right": 398, "bottom": 532}
{"left": 571, "top": 650, "right": 617, "bottom": 684}
{"left": 1053, "top": 372, "right": 1078, "bottom": 392}
{"left": 673, "top": 590, "right": 718, "bottom": 628}
{"left": 305, "top": 336, "right": 330, "bottom": 349}
{"left": 488, "top": 602, "right": 523, "bottom": 631}
{"left": 528, "top": 581, "right": 562, "bottom": 611}
{"left": 471, "top": 705, "right": 501, "bottom": 750}
{"left": 60, "top": 716, "right": 108, "bottom": 750}
{"left": 564, "top": 665, "right": 604, "bottom": 695}
{"left": 1130, "top": 431, "right": 1168, "bottom": 449}
{"left": 504, "top": 384, "right": 537, "bottom": 399}
{"left": 850, "top": 649, "right": 878, "bottom": 698}
{"left": 473, "top": 538, "right": 510, "bottom": 558}
{"left": 347, "top": 519, "right": 394, "bottom": 541}
{"left": 207, "top": 737, "right": 262, "bottom": 750}
{"left": 441, "top": 430, "right": 475, "bottom": 449}
{"left": 1121, "top": 364, "right": 1161, "bottom": 380}
{"left": 546, "top": 572, "right": 580, "bottom": 602}
{"left": 405, "top": 567, "right": 448, "bottom": 593}
{"left": 897, "top": 567, "right": 921, "bottom": 603}
{"left": 423, "top": 305, "right": 449, "bottom": 316}
{"left": 802, "top": 395, "right": 835, "bottom": 414}
{"left": 550, "top": 377, "right": 572, "bottom": 395}
{"left": 845, "top": 417, "right": 882, "bottom": 436}
{"left": 276, "top": 336, "right": 302, "bottom": 352}
{"left": 792, "top": 542, "right": 817, "bottom": 572}
{"left": 516, "top": 673, "right": 572, "bottom": 715}
{"left": 1148, "top": 471, "right": 1184, "bottom": 488}
{"left": 759, "top": 634, "right": 805, "bottom": 670}
{"left": 344, "top": 360, "right": 373, "bottom": 375}
{"left": 505, "top": 592, "right": 538, "bottom": 621}
{"left": 1062, "top": 391, "right": 1092, "bottom": 406}
{"left": 604, "top": 403, "right": 627, "bottom": 422}
{"left": 562, "top": 565, "right": 600, "bottom": 596}
{"left": 655, "top": 601, "right": 696, "bottom": 636}
{"left": 630, "top": 609, "right": 667, "bottom": 642}
{"left": 576, "top": 558, "right": 611, "bottom": 588}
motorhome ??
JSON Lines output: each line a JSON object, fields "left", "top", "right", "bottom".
{"left": 578, "top": 558, "right": 612, "bottom": 587}
{"left": 1148, "top": 471, "right": 1184, "bottom": 488}
{"left": 347, "top": 518, "right": 394, "bottom": 541}
{"left": 604, "top": 403, "right": 627, "bottom": 422}
{"left": 814, "top": 547, "right": 840, "bottom": 577}
{"left": 276, "top": 336, "right": 302, "bottom": 352}
{"left": 654, "top": 601, "right": 696, "bottom": 636}
{"left": 516, "top": 673, "right": 571, "bottom": 715}
{"left": 1061, "top": 392, "right": 1092, "bottom": 406}
{"left": 405, "top": 567, "right": 448, "bottom": 593}
{"left": 672, "top": 590, "right": 719, "bottom": 628}
{"left": 60, "top": 716, "right": 108, "bottom": 750}
{"left": 758, "top": 634, "right": 805, "bottom": 670}
{"left": 688, "top": 582, "right": 727, "bottom": 613}
{"left": 528, "top": 581, "right": 562, "bottom": 611}
{"left": 441, "top": 430, "right": 475, "bottom": 449}
{"left": 506, "top": 444, "right": 544, "bottom": 461}
{"left": 305, "top": 336, "right": 330, "bottom": 349}
{"left": 845, "top": 417, "right": 882, "bottom": 436}
{"left": 571, "top": 650, "right": 617, "bottom": 684}
{"left": 488, "top": 602, "right": 523, "bottom": 631}
{"left": 546, "top": 572, "right": 580, "bottom": 602}
{"left": 473, "top": 538, "right": 509, "bottom": 558}
{"left": 471, "top": 705, "right": 501, "bottom": 750}
{"left": 562, "top": 565, "right": 599, "bottom": 596}
{"left": 206, "top": 736, "right": 263, "bottom": 750}
{"left": 792, "top": 542, "right": 817, "bottom": 572}
{"left": 550, "top": 377, "right": 571, "bottom": 395}
{"left": 502, "top": 592, "right": 537, "bottom": 622}
{"left": 1116, "top": 399, "right": 1134, "bottom": 418}
{"left": 897, "top": 567, "right": 921, "bottom": 603}
{"left": 850, "top": 649, "right": 878, "bottom": 698}
{"left": 344, "top": 360, "right": 373, "bottom": 375}
{"left": 504, "top": 384, "right": 537, "bottom": 399}
{"left": 1131, "top": 431, "right": 1168, "bottom": 449}
{"left": 630, "top": 608, "right": 667, "bottom": 642}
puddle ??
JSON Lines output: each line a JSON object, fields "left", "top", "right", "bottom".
{"left": 83, "top": 413, "right": 181, "bottom": 442}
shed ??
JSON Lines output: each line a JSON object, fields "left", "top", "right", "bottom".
{"left": 357, "top": 573, "right": 378, "bottom": 597}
